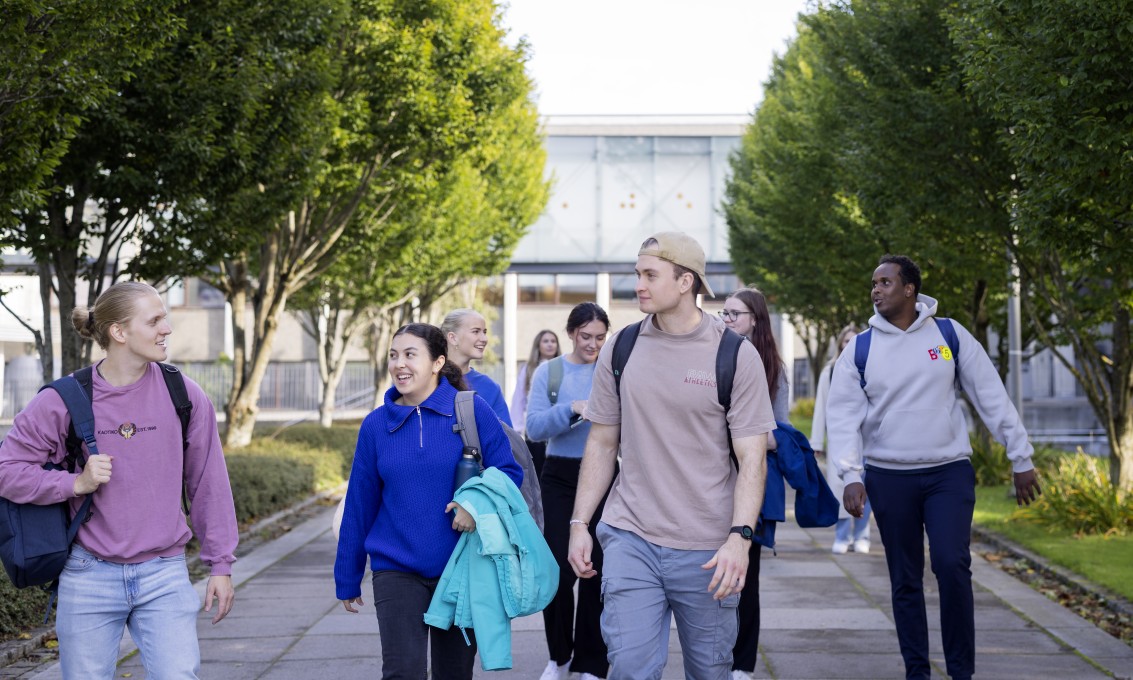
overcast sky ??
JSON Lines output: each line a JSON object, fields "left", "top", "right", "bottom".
{"left": 500, "top": 0, "right": 813, "bottom": 116}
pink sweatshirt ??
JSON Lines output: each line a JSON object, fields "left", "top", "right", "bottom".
{"left": 0, "top": 362, "right": 238, "bottom": 575}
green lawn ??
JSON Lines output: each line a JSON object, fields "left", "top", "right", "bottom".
{"left": 974, "top": 485, "right": 1133, "bottom": 601}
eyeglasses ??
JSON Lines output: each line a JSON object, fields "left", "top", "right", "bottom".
{"left": 717, "top": 310, "right": 752, "bottom": 321}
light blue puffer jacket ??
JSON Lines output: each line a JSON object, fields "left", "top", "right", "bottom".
{"left": 423, "top": 467, "right": 558, "bottom": 670}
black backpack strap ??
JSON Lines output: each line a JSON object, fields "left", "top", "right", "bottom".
{"left": 158, "top": 363, "right": 193, "bottom": 453}
{"left": 452, "top": 391, "right": 483, "bottom": 463}
{"left": 611, "top": 320, "right": 644, "bottom": 398}
{"left": 716, "top": 329, "right": 745, "bottom": 470}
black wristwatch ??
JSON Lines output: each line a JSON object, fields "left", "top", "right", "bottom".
{"left": 729, "top": 525, "right": 754, "bottom": 540}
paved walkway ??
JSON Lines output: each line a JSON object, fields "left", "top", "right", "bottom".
{"left": 26, "top": 506, "right": 1133, "bottom": 679}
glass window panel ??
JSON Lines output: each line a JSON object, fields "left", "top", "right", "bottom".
{"left": 604, "top": 136, "right": 652, "bottom": 159}
{"left": 546, "top": 136, "right": 597, "bottom": 157}
{"left": 558, "top": 274, "right": 596, "bottom": 305}
{"left": 655, "top": 137, "right": 710, "bottom": 155}
{"left": 610, "top": 274, "right": 638, "bottom": 301}
{"left": 519, "top": 274, "right": 555, "bottom": 303}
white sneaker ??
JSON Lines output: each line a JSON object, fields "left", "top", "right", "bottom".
{"left": 832, "top": 540, "right": 850, "bottom": 554}
{"left": 732, "top": 671, "right": 756, "bottom": 680}
{"left": 539, "top": 660, "right": 570, "bottom": 680}
{"left": 853, "top": 539, "right": 871, "bottom": 554}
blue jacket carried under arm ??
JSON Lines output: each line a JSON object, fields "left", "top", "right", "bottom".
{"left": 755, "top": 421, "right": 840, "bottom": 549}
{"left": 423, "top": 467, "right": 558, "bottom": 671}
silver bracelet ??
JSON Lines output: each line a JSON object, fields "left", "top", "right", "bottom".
{"left": 569, "top": 519, "right": 589, "bottom": 527}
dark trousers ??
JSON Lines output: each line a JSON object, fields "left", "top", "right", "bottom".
{"left": 866, "top": 461, "right": 976, "bottom": 680}
{"left": 372, "top": 570, "right": 477, "bottom": 680}
{"left": 541, "top": 456, "right": 609, "bottom": 677}
{"left": 731, "top": 540, "right": 763, "bottom": 672}
{"left": 527, "top": 437, "right": 547, "bottom": 478}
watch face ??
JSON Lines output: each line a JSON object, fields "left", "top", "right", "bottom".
{"left": 742, "top": 526, "right": 753, "bottom": 539}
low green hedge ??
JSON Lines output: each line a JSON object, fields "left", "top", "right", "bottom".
{"left": 0, "top": 422, "right": 360, "bottom": 642}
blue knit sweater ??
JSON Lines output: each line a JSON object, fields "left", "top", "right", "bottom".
{"left": 334, "top": 377, "right": 523, "bottom": 600}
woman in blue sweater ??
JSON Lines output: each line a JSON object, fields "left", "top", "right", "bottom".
{"left": 335, "top": 323, "right": 523, "bottom": 679}
{"left": 525, "top": 302, "right": 610, "bottom": 680}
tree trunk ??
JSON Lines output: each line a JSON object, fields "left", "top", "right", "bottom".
{"left": 1114, "top": 409, "right": 1133, "bottom": 494}
{"left": 222, "top": 262, "right": 256, "bottom": 448}
{"left": 36, "top": 261, "right": 55, "bottom": 383}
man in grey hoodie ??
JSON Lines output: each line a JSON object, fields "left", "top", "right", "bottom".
{"left": 826, "top": 255, "right": 1041, "bottom": 680}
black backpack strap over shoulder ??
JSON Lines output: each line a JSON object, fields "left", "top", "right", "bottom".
{"left": 158, "top": 363, "right": 192, "bottom": 453}
{"left": 611, "top": 320, "right": 645, "bottom": 398}
{"left": 715, "top": 329, "right": 744, "bottom": 470}
{"left": 716, "top": 329, "right": 745, "bottom": 411}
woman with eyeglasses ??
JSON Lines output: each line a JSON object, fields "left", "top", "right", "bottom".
{"left": 718, "top": 287, "right": 788, "bottom": 680}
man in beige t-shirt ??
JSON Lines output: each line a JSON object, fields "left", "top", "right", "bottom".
{"left": 567, "top": 232, "right": 773, "bottom": 680}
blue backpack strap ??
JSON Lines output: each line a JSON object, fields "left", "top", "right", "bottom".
{"left": 546, "top": 356, "right": 564, "bottom": 405}
{"left": 854, "top": 328, "right": 873, "bottom": 389}
{"left": 933, "top": 318, "right": 962, "bottom": 389}
{"left": 716, "top": 329, "right": 745, "bottom": 469}
{"left": 43, "top": 374, "right": 98, "bottom": 535}
{"left": 611, "top": 320, "right": 644, "bottom": 399}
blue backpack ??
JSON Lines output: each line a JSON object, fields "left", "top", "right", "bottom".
{"left": 0, "top": 364, "right": 191, "bottom": 617}
{"left": 854, "top": 317, "right": 961, "bottom": 390}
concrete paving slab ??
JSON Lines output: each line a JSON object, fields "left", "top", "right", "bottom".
{"left": 763, "top": 651, "right": 907, "bottom": 679}
{"left": 761, "top": 606, "right": 894, "bottom": 630}
{"left": 276, "top": 632, "right": 381, "bottom": 661}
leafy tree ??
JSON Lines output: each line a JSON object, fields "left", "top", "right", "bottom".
{"left": 295, "top": 93, "right": 548, "bottom": 427}
{"left": 952, "top": 0, "right": 1133, "bottom": 491}
{"left": 1, "top": 1, "right": 180, "bottom": 380}
{"left": 0, "top": 1, "right": 179, "bottom": 227}
{"left": 6, "top": 0, "right": 339, "bottom": 380}
{"left": 724, "top": 24, "right": 874, "bottom": 388}
{"left": 212, "top": 0, "right": 543, "bottom": 446}
{"left": 727, "top": 0, "right": 1025, "bottom": 395}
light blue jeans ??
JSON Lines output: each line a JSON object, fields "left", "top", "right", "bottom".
{"left": 597, "top": 523, "right": 739, "bottom": 680}
{"left": 56, "top": 544, "right": 201, "bottom": 679}
{"left": 834, "top": 508, "right": 872, "bottom": 544}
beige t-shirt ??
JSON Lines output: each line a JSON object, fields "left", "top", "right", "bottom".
{"left": 585, "top": 313, "right": 775, "bottom": 550}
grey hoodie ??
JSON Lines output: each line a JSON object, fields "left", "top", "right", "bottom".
{"left": 826, "top": 294, "right": 1033, "bottom": 487}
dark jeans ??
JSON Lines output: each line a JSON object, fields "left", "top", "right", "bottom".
{"left": 541, "top": 456, "right": 609, "bottom": 677}
{"left": 866, "top": 460, "right": 976, "bottom": 680}
{"left": 372, "top": 570, "right": 477, "bottom": 680}
{"left": 731, "top": 540, "right": 763, "bottom": 672}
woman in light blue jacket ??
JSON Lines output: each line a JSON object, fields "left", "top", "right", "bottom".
{"left": 525, "top": 302, "right": 610, "bottom": 680}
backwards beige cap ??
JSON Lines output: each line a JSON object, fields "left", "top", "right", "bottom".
{"left": 638, "top": 231, "right": 715, "bottom": 298}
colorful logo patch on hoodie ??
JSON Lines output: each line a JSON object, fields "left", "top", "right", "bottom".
{"left": 117, "top": 422, "right": 138, "bottom": 439}
{"left": 927, "top": 345, "right": 954, "bottom": 362}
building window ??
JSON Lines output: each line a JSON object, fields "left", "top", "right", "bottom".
{"left": 558, "top": 274, "right": 596, "bottom": 305}
{"left": 518, "top": 274, "right": 599, "bottom": 304}
{"left": 519, "top": 274, "right": 555, "bottom": 303}
{"left": 610, "top": 274, "right": 637, "bottom": 301}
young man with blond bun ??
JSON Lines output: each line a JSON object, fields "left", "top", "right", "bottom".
{"left": 567, "top": 231, "right": 773, "bottom": 680}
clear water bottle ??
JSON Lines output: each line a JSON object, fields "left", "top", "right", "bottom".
{"left": 453, "top": 447, "right": 481, "bottom": 493}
